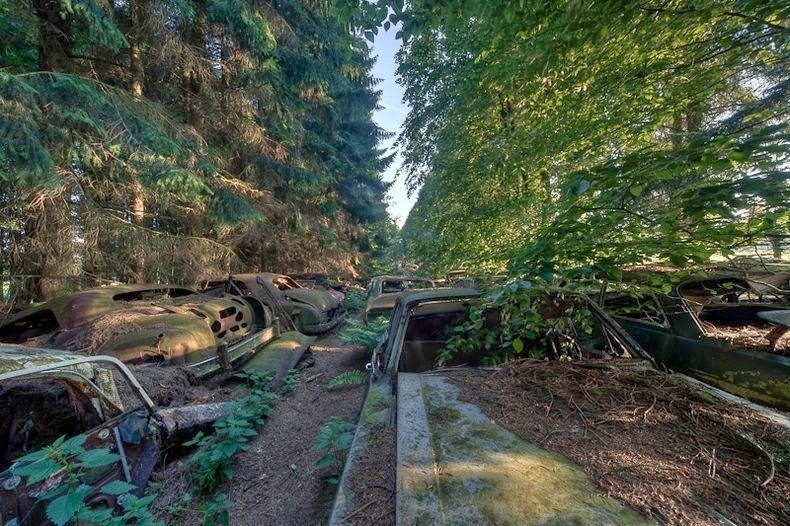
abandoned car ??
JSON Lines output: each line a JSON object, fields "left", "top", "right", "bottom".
{"left": 0, "top": 346, "right": 230, "bottom": 525}
{"left": 330, "top": 287, "right": 661, "bottom": 524}
{"left": 363, "top": 275, "right": 437, "bottom": 322}
{"left": 202, "top": 273, "right": 346, "bottom": 335}
{"left": 289, "top": 273, "right": 347, "bottom": 303}
{"left": 329, "top": 286, "right": 790, "bottom": 525}
{"left": 601, "top": 272, "right": 790, "bottom": 410}
{"left": 0, "top": 282, "right": 311, "bottom": 378}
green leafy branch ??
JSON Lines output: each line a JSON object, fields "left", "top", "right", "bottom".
{"left": 9, "top": 434, "right": 161, "bottom": 526}
{"left": 340, "top": 317, "right": 389, "bottom": 350}
{"left": 327, "top": 370, "right": 367, "bottom": 391}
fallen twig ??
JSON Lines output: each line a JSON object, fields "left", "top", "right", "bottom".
{"left": 305, "top": 372, "right": 324, "bottom": 383}
{"left": 738, "top": 432, "right": 775, "bottom": 487}
{"left": 344, "top": 498, "right": 377, "bottom": 520}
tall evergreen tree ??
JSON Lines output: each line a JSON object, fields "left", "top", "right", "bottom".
{"left": 1, "top": 0, "right": 393, "bottom": 303}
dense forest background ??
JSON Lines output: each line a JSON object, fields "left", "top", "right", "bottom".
{"left": 381, "top": 0, "right": 788, "bottom": 278}
{"left": 1, "top": 0, "right": 396, "bottom": 303}
{"left": 2, "top": 0, "right": 789, "bottom": 304}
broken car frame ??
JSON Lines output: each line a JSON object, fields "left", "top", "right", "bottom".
{"left": 600, "top": 271, "right": 790, "bottom": 410}
{"left": 0, "top": 347, "right": 230, "bottom": 525}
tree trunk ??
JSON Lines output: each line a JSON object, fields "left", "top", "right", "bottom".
{"left": 768, "top": 235, "right": 783, "bottom": 259}
{"left": 185, "top": 0, "right": 207, "bottom": 129}
{"left": 128, "top": 0, "right": 147, "bottom": 97}
{"left": 32, "top": 0, "right": 70, "bottom": 70}
{"left": 129, "top": 177, "right": 146, "bottom": 282}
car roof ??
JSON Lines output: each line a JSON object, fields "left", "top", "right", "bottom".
{"left": 231, "top": 272, "right": 291, "bottom": 281}
{"left": 391, "top": 286, "right": 482, "bottom": 321}
{"left": 0, "top": 344, "right": 92, "bottom": 375}
{"left": 0, "top": 284, "right": 196, "bottom": 328}
{"left": 374, "top": 275, "right": 435, "bottom": 282}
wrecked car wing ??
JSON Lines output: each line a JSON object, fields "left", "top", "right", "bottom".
{"left": 0, "top": 350, "right": 233, "bottom": 525}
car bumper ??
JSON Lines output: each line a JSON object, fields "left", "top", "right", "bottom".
{"left": 301, "top": 310, "right": 347, "bottom": 334}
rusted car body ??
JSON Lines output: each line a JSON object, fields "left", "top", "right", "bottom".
{"left": 0, "top": 282, "right": 311, "bottom": 379}
{"left": 601, "top": 272, "right": 790, "bottom": 410}
{"left": 289, "top": 273, "right": 347, "bottom": 303}
{"left": 363, "top": 276, "right": 437, "bottom": 322}
{"left": 330, "top": 288, "right": 659, "bottom": 525}
{"left": 204, "top": 273, "right": 346, "bottom": 335}
{"left": 0, "top": 346, "right": 230, "bottom": 525}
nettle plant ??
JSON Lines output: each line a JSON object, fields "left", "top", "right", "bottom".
{"left": 312, "top": 418, "right": 356, "bottom": 485}
{"left": 9, "top": 434, "right": 160, "bottom": 526}
{"left": 184, "top": 370, "right": 277, "bottom": 496}
{"left": 436, "top": 282, "right": 597, "bottom": 367}
{"left": 281, "top": 368, "right": 300, "bottom": 395}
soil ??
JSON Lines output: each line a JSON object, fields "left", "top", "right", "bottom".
{"left": 447, "top": 360, "right": 790, "bottom": 526}
{"left": 117, "top": 364, "right": 240, "bottom": 408}
{"left": 154, "top": 330, "right": 369, "bottom": 525}
{"left": 345, "top": 425, "right": 396, "bottom": 526}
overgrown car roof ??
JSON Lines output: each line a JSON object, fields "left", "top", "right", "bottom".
{"left": 0, "top": 280, "right": 307, "bottom": 379}
{"left": 0, "top": 285, "right": 195, "bottom": 338}
{"left": 601, "top": 271, "right": 790, "bottom": 410}
{"left": 331, "top": 287, "right": 659, "bottom": 524}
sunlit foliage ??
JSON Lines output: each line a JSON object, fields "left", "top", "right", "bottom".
{"left": 349, "top": 0, "right": 789, "bottom": 278}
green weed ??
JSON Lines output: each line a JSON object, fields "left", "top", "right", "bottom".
{"left": 312, "top": 417, "right": 356, "bottom": 485}
{"left": 9, "top": 434, "right": 161, "bottom": 526}
{"left": 339, "top": 317, "right": 389, "bottom": 350}
{"left": 343, "top": 290, "right": 366, "bottom": 313}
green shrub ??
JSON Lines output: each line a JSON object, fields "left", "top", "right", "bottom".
{"left": 281, "top": 368, "right": 299, "bottom": 394}
{"left": 437, "top": 283, "right": 594, "bottom": 367}
{"left": 339, "top": 317, "right": 389, "bottom": 350}
{"left": 343, "top": 290, "right": 366, "bottom": 313}
{"left": 10, "top": 434, "right": 161, "bottom": 526}
{"left": 184, "top": 371, "right": 277, "bottom": 496}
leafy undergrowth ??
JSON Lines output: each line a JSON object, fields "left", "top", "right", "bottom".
{"left": 171, "top": 370, "right": 278, "bottom": 525}
{"left": 313, "top": 417, "right": 356, "bottom": 485}
{"left": 327, "top": 370, "right": 367, "bottom": 391}
{"left": 343, "top": 290, "right": 367, "bottom": 314}
{"left": 10, "top": 435, "right": 161, "bottom": 526}
{"left": 281, "top": 368, "right": 300, "bottom": 394}
{"left": 339, "top": 317, "right": 389, "bottom": 351}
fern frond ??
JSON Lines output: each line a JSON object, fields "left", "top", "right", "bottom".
{"left": 327, "top": 370, "right": 367, "bottom": 391}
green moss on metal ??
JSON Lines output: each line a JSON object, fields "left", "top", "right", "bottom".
{"left": 428, "top": 405, "right": 461, "bottom": 424}
{"left": 419, "top": 375, "right": 653, "bottom": 525}
{"left": 360, "top": 382, "right": 392, "bottom": 427}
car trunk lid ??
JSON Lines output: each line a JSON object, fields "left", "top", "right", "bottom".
{"left": 396, "top": 372, "right": 653, "bottom": 524}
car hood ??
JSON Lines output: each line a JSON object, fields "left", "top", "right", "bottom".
{"left": 366, "top": 293, "right": 400, "bottom": 312}
{"left": 283, "top": 288, "right": 339, "bottom": 312}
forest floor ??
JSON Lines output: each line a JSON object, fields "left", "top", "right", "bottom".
{"left": 449, "top": 361, "right": 790, "bottom": 526}
{"left": 153, "top": 329, "right": 369, "bottom": 525}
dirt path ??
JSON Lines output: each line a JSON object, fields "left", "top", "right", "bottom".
{"left": 223, "top": 332, "right": 368, "bottom": 525}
